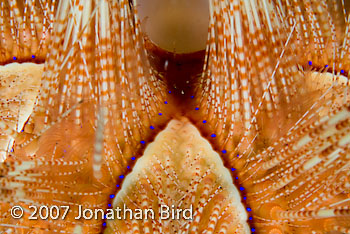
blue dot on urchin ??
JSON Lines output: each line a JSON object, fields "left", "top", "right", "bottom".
{"left": 150, "top": 126, "right": 155, "bottom": 130}
{"left": 131, "top": 157, "right": 136, "bottom": 160}
{"left": 211, "top": 134, "right": 216, "bottom": 137}
{"left": 31, "top": 55, "right": 36, "bottom": 59}
{"left": 109, "top": 194, "right": 115, "bottom": 199}
{"left": 119, "top": 175, "right": 124, "bottom": 179}
{"left": 308, "top": 61, "right": 312, "bottom": 66}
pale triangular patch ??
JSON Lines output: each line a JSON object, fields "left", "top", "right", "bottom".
{"left": 105, "top": 118, "right": 250, "bottom": 234}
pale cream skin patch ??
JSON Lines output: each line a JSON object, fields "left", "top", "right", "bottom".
{"left": 105, "top": 118, "right": 250, "bottom": 234}
{"left": 0, "top": 63, "right": 42, "bottom": 161}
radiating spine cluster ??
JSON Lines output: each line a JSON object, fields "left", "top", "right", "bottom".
{"left": 1, "top": 0, "right": 171, "bottom": 233}
{"left": 192, "top": 0, "right": 350, "bottom": 233}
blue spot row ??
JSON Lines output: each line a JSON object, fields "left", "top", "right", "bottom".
{"left": 108, "top": 93, "right": 170, "bottom": 209}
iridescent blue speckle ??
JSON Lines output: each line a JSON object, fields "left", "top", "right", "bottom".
{"left": 158, "top": 113, "right": 162, "bottom": 116}
{"left": 32, "top": 55, "right": 35, "bottom": 59}
{"left": 211, "top": 134, "right": 216, "bottom": 137}
{"left": 150, "top": 126, "right": 155, "bottom": 130}
{"left": 231, "top": 168, "right": 236, "bottom": 171}
{"left": 308, "top": 61, "right": 312, "bottom": 66}
{"left": 131, "top": 157, "right": 135, "bottom": 160}
{"left": 109, "top": 194, "right": 115, "bottom": 199}
{"left": 140, "top": 140, "right": 145, "bottom": 144}
{"left": 203, "top": 120, "right": 207, "bottom": 123}
{"left": 247, "top": 207, "right": 252, "bottom": 212}
{"left": 119, "top": 175, "right": 124, "bottom": 179}
{"left": 222, "top": 150, "right": 227, "bottom": 154}
{"left": 240, "top": 187, "right": 245, "bottom": 191}
{"left": 195, "top": 107, "right": 199, "bottom": 110}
